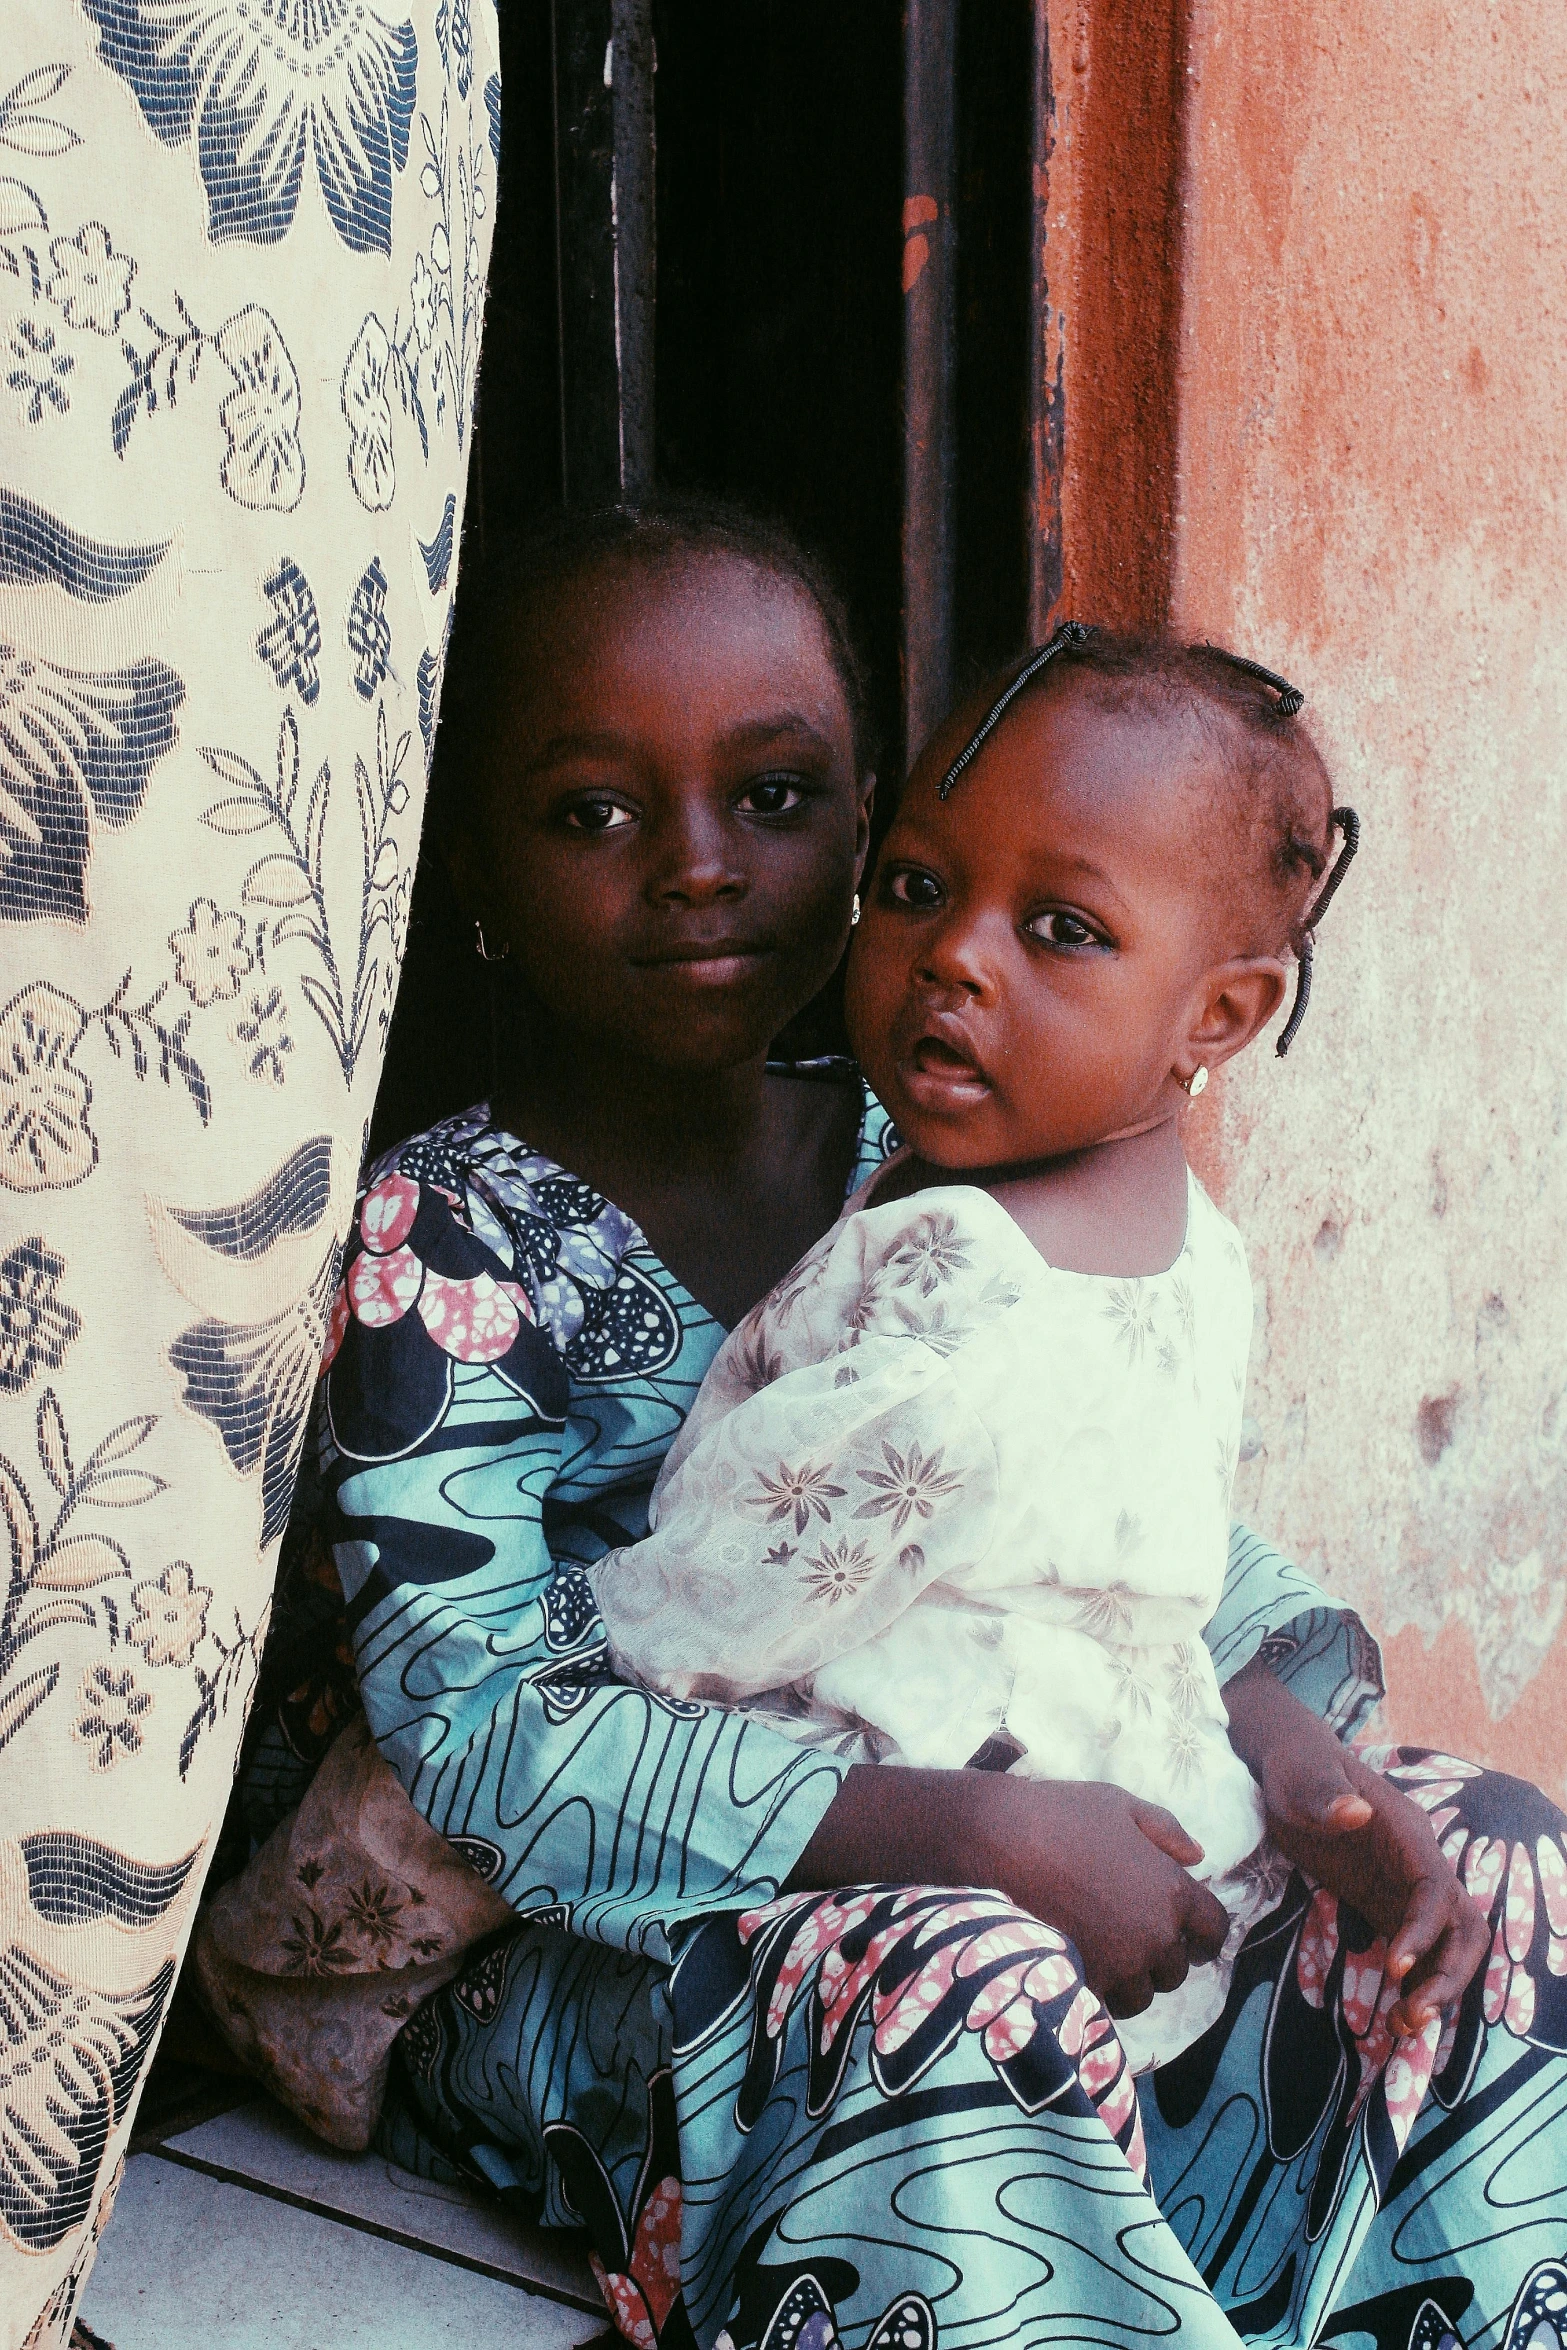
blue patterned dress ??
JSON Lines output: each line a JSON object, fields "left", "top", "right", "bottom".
{"left": 317, "top": 1101, "right": 1567, "bottom": 2350}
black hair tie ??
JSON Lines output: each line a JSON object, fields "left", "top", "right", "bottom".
{"left": 937, "top": 620, "right": 1095, "bottom": 799}
{"left": 1276, "top": 806, "right": 1360, "bottom": 1057}
{"left": 1202, "top": 647, "right": 1306, "bottom": 718}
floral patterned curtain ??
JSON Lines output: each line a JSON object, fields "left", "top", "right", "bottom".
{"left": 1, "top": 0, "right": 497, "bottom": 2336}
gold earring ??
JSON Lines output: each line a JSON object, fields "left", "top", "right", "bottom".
{"left": 475, "top": 919, "right": 508, "bottom": 964}
{"left": 850, "top": 893, "right": 862, "bottom": 927}
{"left": 1185, "top": 1065, "right": 1209, "bottom": 1098}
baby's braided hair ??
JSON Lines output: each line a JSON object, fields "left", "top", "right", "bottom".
{"left": 937, "top": 621, "right": 1359, "bottom": 1056}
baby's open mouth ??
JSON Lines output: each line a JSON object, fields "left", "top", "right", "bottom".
{"left": 912, "top": 1035, "right": 980, "bottom": 1077}
{"left": 901, "top": 1031, "right": 992, "bottom": 1109}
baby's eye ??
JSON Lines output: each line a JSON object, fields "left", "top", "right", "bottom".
{"left": 736, "top": 774, "right": 808, "bottom": 816}
{"left": 1026, "top": 909, "right": 1102, "bottom": 948}
{"left": 563, "top": 797, "right": 635, "bottom": 834}
{"left": 887, "top": 867, "right": 944, "bottom": 909}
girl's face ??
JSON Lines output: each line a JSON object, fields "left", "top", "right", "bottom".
{"left": 846, "top": 681, "right": 1284, "bottom": 1169}
{"left": 457, "top": 552, "right": 871, "bottom": 1072}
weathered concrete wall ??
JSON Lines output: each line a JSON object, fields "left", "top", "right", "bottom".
{"left": 1038, "top": 0, "right": 1566, "bottom": 1790}
{"left": 1169, "top": 2, "right": 1567, "bottom": 1791}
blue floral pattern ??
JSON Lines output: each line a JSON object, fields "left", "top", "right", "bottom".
{"left": 256, "top": 559, "right": 321, "bottom": 706}
{"left": 346, "top": 558, "right": 391, "bottom": 700}
{"left": 82, "top": 0, "right": 419, "bottom": 254}
{"left": 0, "top": 0, "right": 498, "bottom": 2325}
{"left": 0, "top": 643, "right": 184, "bottom": 924}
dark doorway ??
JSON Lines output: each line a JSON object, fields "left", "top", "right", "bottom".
{"left": 372, "top": 0, "right": 1035, "bottom": 1154}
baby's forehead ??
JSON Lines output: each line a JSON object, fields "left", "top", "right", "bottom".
{"left": 933, "top": 683, "right": 1222, "bottom": 856}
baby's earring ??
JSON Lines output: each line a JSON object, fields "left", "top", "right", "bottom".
{"left": 1184, "top": 1065, "right": 1209, "bottom": 1098}
{"left": 474, "top": 919, "right": 508, "bottom": 964}
{"left": 850, "top": 893, "right": 862, "bottom": 927}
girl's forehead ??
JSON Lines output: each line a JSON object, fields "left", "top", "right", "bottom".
{"left": 559, "top": 548, "right": 823, "bottom": 652}
{"left": 526, "top": 558, "right": 835, "bottom": 695}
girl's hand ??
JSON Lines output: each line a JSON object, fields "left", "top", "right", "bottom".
{"left": 786, "top": 1766, "right": 1230, "bottom": 2019}
{"left": 1223, "top": 1659, "right": 1490, "bottom": 2035}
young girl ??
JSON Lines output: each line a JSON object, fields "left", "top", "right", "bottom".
{"left": 211, "top": 509, "right": 1547, "bottom": 2350}
{"left": 591, "top": 624, "right": 1359, "bottom": 2069}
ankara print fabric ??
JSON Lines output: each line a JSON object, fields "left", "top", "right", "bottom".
{"left": 323, "top": 1109, "right": 1566, "bottom": 2348}
{"left": 0, "top": 1, "right": 496, "bottom": 2337}
{"left": 382, "top": 1754, "right": 1567, "bottom": 2350}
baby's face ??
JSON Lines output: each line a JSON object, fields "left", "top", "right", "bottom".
{"left": 846, "top": 681, "right": 1230, "bottom": 1170}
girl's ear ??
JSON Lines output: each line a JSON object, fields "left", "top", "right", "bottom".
{"left": 853, "top": 772, "right": 877, "bottom": 885}
{"left": 1181, "top": 955, "right": 1290, "bottom": 1078}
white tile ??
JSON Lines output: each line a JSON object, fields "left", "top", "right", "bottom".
{"left": 162, "top": 2097, "right": 599, "bottom": 2308}
{"left": 79, "top": 2153, "right": 608, "bottom": 2350}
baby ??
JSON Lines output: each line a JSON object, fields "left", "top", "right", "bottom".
{"left": 592, "top": 624, "right": 1358, "bottom": 2070}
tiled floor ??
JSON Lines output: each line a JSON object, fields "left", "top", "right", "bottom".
{"left": 79, "top": 2096, "right": 609, "bottom": 2348}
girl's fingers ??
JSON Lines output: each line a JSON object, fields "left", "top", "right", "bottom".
{"left": 1270, "top": 1755, "right": 1372, "bottom": 1833}
{"left": 1389, "top": 1892, "right": 1492, "bottom": 2031}
{"left": 1387, "top": 1874, "right": 1454, "bottom": 1978}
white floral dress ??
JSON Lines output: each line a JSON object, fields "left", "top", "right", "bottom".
{"left": 593, "top": 1163, "right": 1270, "bottom": 2067}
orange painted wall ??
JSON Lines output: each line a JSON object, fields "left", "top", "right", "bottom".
{"left": 1041, "top": 1, "right": 1567, "bottom": 1792}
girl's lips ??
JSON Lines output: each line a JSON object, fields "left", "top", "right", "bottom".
{"left": 898, "top": 1034, "right": 991, "bottom": 1111}
{"left": 634, "top": 945, "right": 771, "bottom": 987}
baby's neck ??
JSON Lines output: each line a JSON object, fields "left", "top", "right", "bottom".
{"left": 908, "top": 1117, "right": 1192, "bottom": 1278}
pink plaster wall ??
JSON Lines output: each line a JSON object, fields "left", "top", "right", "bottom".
{"left": 1170, "top": 1, "right": 1567, "bottom": 1791}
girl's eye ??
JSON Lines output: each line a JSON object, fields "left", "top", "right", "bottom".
{"left": 887, "top": 867, "right": 945, "bottom": 910}
{"left": 563, "top": 797, "right": 635, "bottom": 834}
{"left": 736, "top": 775, "right": 808, "bottom": 816}
{"left": 1026, "top": 909, "right": 1103, "bottom": 948}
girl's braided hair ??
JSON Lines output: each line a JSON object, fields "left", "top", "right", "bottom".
{"left": 937, "top": 622, "right": 1359, "bottom": 1056}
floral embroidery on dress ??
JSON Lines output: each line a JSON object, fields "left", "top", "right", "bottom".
{"left": 83, "top": 0, "right": 419, "bottom": 255}
{"left": 887, "top": 1212, "right": 970, "bottom": 1296}
{"left": 801, "top": 1536, "right": 874, "bottom": 1606}
{"left": 1105, "top": 1279, "right": 1155, "bottom": 1362}
{"left": 851, "top": 1440, "right": 961, "bottom": 1537}
{"left": 746, "top": 1460, "right": 847, "bottom": 1538}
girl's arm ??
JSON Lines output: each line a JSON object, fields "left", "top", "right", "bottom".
{"left": 1212, "top": 1522, "right": 1488, "bottom": 2029}
{"left": 1207, "top": 1521, "right": 1385, "bottom": 1736}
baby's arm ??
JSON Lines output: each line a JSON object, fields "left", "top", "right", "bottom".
{"left": 593, "top": 1334, "right": 999, "bottom": 1706}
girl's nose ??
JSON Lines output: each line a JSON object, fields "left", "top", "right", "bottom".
{"left": 645, "top": 799, "right": 747, "bottom": 906}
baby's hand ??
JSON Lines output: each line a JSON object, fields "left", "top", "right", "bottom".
{"left": 1224, "top": 1659, "right": 1489, "bottom": 2035}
